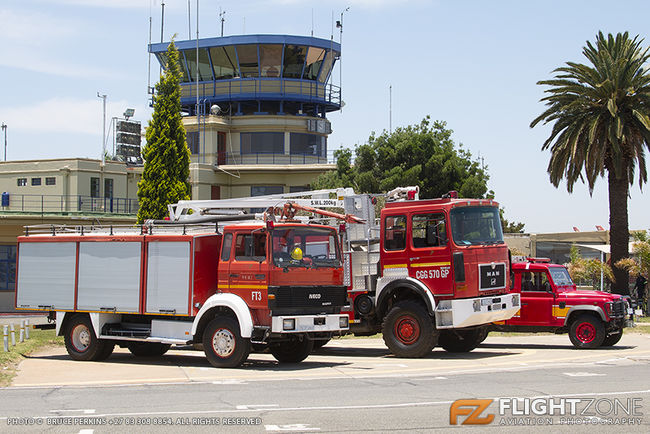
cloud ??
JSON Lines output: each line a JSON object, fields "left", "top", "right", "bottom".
{"left": 0, "top": 98, "right": 150, "bottom": 136}
{"left": 0, "top": 9, "right": 77, "bottom": 46}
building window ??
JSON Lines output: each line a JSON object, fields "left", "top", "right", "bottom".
{"left": 236, "top": 44, "right": 259, "bottom": 78}
{"left": 90, "top": 177, "right": 100, "bottom": 198}
{"left": 283, "top": 45, "right": 308, "bottom": 78}
{"left": 289, "top": 186, "right": 310, "bottom": 193}
{"left": 31, "top": 178, "right": 41, "bottom": 186}
{"left": 104, "top": 178, "right": 113, "bottom": 198}
{"left": 241, "top": 132, "right": 284, "bottom": 154}
{"left": 186, "top": 131, "right": 199, "bottom": 154}
{"left": 17, "top": 178, "right": 27, "bottom": 186}
{"left": 0, "top": 245, "right": 16, "bottom": 291}
{"left": 290, "top": 133, "right": 326, "bottom": 157}
{"left": 45, "top": 177, "right": 56, "bottom": 186}
{"left": 251, "top": 185, "right": 283, "bottom": 197}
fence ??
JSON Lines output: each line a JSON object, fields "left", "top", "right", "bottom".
{"left": 0, "top": 194, "right": 139, "bottom": 215}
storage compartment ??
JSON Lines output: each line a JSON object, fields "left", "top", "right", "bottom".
{"left": 77, "top": 241, "right": 141, "bottom": 313}
{"left": 16, "top": 242, "right": 76, "bottom": 310}
{"left": 146, "top": 241, "right": 191, "bottom": 315}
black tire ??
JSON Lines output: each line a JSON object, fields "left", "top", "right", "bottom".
{"left": 477, "top": 327, "right": 489, "bottom": 344}
{"left": 270, "top": 336, "right": 313, "bottom": 363}
{"left": 94, "top": 341, "right": 115, "bottom": 361}
{"left": 601, "top": 329, "right": 624, "bottom": 347}
{"left": 382, "top": 300, "right": 436, "bottom": 358}
{"left": 312, "top": 338, "right": 331, "bottom": 350}
{"left": 439, "top": 329, "right": 483, "bottom": 353}
{"left": 64, "top": 314, "right": 108, "bottom": 361}
{"left": 127, "top": 342, "right": 171, "bottom": 357}
{"left": 202, "top": 317, "right": 250, "bottom": 368}
{"left": 568, "top": 314, "right": 606, "bottom": 349}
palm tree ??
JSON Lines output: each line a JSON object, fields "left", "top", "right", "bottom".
{"left": 531, "top": 32, "right": 650, "bottom": 295}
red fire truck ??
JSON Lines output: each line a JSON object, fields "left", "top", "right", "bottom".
{"left": 15, "top": 217, "right": 350, "bottom": 368}
{"left": 483, "top": 257, "right": 634, "bottom": 348}
{"left": 167, "top": 187, "right": 520, "bottom": 358}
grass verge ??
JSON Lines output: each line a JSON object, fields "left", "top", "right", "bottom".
{"left": 0, "top": 329, "right": 63, "bottom": 387}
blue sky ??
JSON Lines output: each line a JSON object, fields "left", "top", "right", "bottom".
{"left": 1, "top": 0, "right": 649, "bottom": 234}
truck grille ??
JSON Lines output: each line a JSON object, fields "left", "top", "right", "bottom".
{"left": 268, "top": 285, "right": 347, "bottom": 315}
{"left": 611, "top": 299, "right": 626, "bottom": 318}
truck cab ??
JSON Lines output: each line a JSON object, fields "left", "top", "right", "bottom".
{"left": 487, "top": 257, "right": 634, "bottom": 348}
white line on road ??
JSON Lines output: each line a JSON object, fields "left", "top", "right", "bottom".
{"left": 563, "top": 372, "right": 606, "bottom": 377}
{"left": 265, "top": 424, "right": 320, "bottom": 431}
{"left": 236, "top": 404, "right": 280, "bottom": 410}
{"left": 49, "top": 409, "right": 96, "bottom": 414}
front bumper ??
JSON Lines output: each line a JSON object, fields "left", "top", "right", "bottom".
{"left": 435, "top": 293, "right": 520, "bottom": 329}
{"left": 271, "top": 314, "right": 350, "bottom": 334}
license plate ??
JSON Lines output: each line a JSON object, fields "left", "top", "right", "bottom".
{"left": 491, "top": 303, "right": 503, "bottom": 311}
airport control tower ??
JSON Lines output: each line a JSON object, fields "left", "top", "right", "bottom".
{"left": 149, "top": 34, "right": 341, "bottom": 200}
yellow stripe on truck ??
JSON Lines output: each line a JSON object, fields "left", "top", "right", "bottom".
{"left": 410, "top": 262, "right": 451, "bottom": 268}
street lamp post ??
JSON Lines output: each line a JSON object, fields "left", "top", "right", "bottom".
{"left": 1, "top": 123, "right": 6, "bottom": 161}
{"left": 97, "top": 92, "right": 107, "bottom": 165}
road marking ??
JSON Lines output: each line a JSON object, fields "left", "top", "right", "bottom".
{"left": 265, "top": 424, "right": 320, "bottom": 431}
{"left": 236, "top": 404, "right": 280, "bottom": 410}
{"left": 372, "top": 363, "right": 408, "bottom": 368}
{"left": 212, "top": 379, "right": 247, "bottom": 385}
{"left": 50, "top": 409, "right": 96, "bottom": 414}
{"left": 563, "top": 372, "right": 606, "bottom": 377}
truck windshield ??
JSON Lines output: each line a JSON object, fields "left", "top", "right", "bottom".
{"left": 271, "top": 227, "right": 341, "bottom": 268}
{"left": 549, "top": 267, "right": 573, "bottom": 286}
{"left": 450, "top": 206, "right": 504, "bottom": 245}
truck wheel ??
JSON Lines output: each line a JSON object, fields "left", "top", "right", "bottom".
{"left": 569, "top": 314, "right": 605, "bottom": 349}
{"left": 439, "top": 329, "right": 482, "bottom": 353}
{"left": 203, "top": 317, "right": 250, "bottom": 368}
{"left": 64, "top": 315, "right": 108, "bottom": 361}
{"left": 601, "top": 329, "right": 624, "bottom": 347}
{"left": 382, "top": 300, "right": 436, "bottom": 358}
{"left": 270, "top": 336, "right": 314, "bottom": 363}
{"left": 127, "top": 342, "right": 171, "bottom": 357}
{"left": 94, "top": 341, "right": 115, "bottom": 361}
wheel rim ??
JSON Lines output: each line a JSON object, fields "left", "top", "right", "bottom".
{"left": 576, "top": 322, "right": 596, "bottom": 343}
{"left": 71, "top": 324, "right": 91, "bottom": 352}
{"left": 394, "top": 315, "right": 420, "bottom": 345}
{"left": 212, "top": 328, "right": 236, "bottom": 358}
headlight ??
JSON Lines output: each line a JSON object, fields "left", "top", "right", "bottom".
{"left": 283, "top": 318, "right": 295, "bottom": 330}
{"left": 339, "top": 316, "right": 349, "bottom": 329}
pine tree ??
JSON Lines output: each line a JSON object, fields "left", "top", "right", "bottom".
{"left": 137, "top": 38, "right": 191, "bottom": 223}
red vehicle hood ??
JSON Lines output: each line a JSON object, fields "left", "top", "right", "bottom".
{"left": 558, "top": 289, "right": 622, "bottom": 303}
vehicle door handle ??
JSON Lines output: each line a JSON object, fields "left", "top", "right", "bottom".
{"left": 230, "top": 273, "right": 239, "bottom": 278}
{"left": 522, "top": 303, "right": 528, "bottom": 306}
{"left": 255, "top": 274, "right": 265, "bottom": 280}
{"left": 409, "top": 257, "right": 420, "bottom": 261}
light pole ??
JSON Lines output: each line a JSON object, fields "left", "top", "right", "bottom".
{"left": 97, "top": 92, "right": 107, "bottom": 165}
{"left": 336, "top": 7, "right": 350, "bottom": 108}
{"left": 1, "top": 123, "right": 6, "bottom": 161}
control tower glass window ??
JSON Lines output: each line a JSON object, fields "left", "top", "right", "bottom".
{"left": 185, "top": 48, "right": 212, "bottom": 81}
{"left": 237, "top": 45, "right": 259, "bottom": 78}
{"left": 210, "top": 46, "right": 239, "bottom": 79}
{"left": 318, "top": 50, "right": 334, "bottom": 83}
{"left": 304, "top": 47, "right": 325, "bottom": 80}
{"left": 283, "top": 45, "right": 307, "bottom": 78}
{"left": 260, "top": 44, "right": 282, "bottom": 77}
{"left": 157, "top": 53, "right": 189, "bottom": 82}
{"left": 241, "top": 132, "right": 284, "bottom": 154}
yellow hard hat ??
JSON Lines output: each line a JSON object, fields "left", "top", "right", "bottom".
{"left": 290, "top": 247, "right": 303, "bottom": 260}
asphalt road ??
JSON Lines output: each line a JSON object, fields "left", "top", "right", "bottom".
{"left": 1, "top": 333, "right": 650, "bottom": 433}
